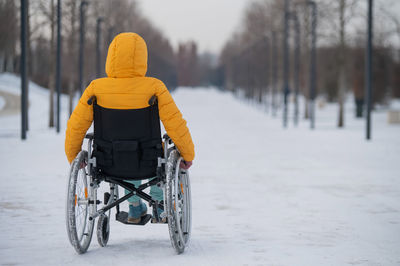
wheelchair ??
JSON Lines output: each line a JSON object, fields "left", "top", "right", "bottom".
{"left": 65, "top": 95, "right": 192, "bottom": 254}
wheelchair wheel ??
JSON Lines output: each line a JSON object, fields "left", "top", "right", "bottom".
{"left": 165, "top": 150, "right": 192, "bottom": 254}
{"left": 97, "top": 184, "right": 115, "bottom": 247}
{"left": 96, "top": 214, "right": 110, "bottom": 247}
{"left": 66, "top": 151, "right": 95, "bottom": 254}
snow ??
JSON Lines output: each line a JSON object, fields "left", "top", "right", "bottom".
{"left": 0, "top": 95, "right": 4, "bottom": 111}
{"left": 390, "top": 99, "right": 400, "bottom": 110}
{"left": 1, "top": 73, "right": 400, "bottom": 265}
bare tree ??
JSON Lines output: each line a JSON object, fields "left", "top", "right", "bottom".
{"left": 313, "top": 0, "right": 359, "bottom": 127}
{"left": 0, "top": 0, "right": 17, "bottom": 73}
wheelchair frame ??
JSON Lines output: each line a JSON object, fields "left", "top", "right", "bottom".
{"left": 66, "top": 133, "right": 191, "bottom": 254}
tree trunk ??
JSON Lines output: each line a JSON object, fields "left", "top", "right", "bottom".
{"left": 338, "top": 67, "right": 346, "bottom": 127}
{"left": 303, "top": 7, "right": 310, "bottom": 120}
{"left": 304, "top": 98, "right": 309, "bottom": 119}
{"left": 69, "top": 81, "right": 74, "bottom": 115}
{"left": 5, "top": 54, "right": 14, "bottom": 72}
{"left": 337, "top": 0, "right": 346, "bottom": 128}
{"left": 0, "top": 52, "right": 4, "bottom": 73}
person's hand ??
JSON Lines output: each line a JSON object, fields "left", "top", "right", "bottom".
{"left": 180, "top": 160, "right": 192, "bottom": 170}
{"left": 80, "top": 161, "right": 87, "bottom": 169}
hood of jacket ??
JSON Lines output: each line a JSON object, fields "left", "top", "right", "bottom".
{"left": 105, "top": 32, "right": 148, "bottom": 78}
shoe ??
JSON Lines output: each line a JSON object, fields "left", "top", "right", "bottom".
{"left": 152, "top": 203, "right": 167, "bottom": 223}
{"left": 127, "top": 201, "right": 147, "bottom": 224}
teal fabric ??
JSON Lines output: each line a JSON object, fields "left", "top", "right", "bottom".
{"left": 128, "top": 201, "right": 147, "bottom": 218}
{"left": 125, "top": 177, "right": 163, "bottom": 203}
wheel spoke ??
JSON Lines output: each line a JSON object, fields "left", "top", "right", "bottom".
{"left": 66, "top": 151, "right": 94, "bottom": 253}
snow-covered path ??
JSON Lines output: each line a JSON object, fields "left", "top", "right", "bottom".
{"left": 0, "top": 90, "right": 19, "bottom": 116}
{"left": 1, "top": 73, "right": 399, "bottom": 265}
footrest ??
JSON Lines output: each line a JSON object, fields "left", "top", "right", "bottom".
{"left": 150, "top": 217, "right": 168, "bottom": 224}
{"left": 116, "top": 211, "right": 152, "bottom": 226}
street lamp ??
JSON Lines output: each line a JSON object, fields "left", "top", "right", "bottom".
{"left": 78, "top": 0, "right": 89, "bottom": 95}
{"left": 96, "top": 17, "right": 104, "bottom": 78}
{"left": 307, "top": 0, "right": 317, "bottom": 129}
{"left": 271, "top": 31, "right": 278, "bottom": 117}
{"left": 56, "top": 0, "right": 62, "bottom": 133}
{"left": 20, "top": 0, "right": 28, "bottom": 139}
{"left": 365, "top": 0, "right": 373, "bottom": 140}
{"left": 283, "top": 0, "right": 290, "bottom": 128}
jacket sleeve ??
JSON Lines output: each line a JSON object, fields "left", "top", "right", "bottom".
{"left": 65, "top": 82, "right": 95, "bottom": 163}
{"left": 155, "top": 81, "right": 195, "bottom": 162}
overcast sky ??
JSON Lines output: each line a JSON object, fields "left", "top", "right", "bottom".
{"left": 138, "top": 0, "right": 249, "bottom": 54}
{"left": 138, "top": 0, "right": 400, "bottom": 54}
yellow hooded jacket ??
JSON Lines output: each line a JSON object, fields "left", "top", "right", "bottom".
{"left": 65, "top": 32, "right": 195, "bottom": 164}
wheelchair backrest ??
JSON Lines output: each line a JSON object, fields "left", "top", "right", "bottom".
{"left": 91, "top": 96, "right": 163, "bottom": 180}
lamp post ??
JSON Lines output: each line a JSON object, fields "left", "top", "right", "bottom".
{"left": 365, "top": 0, "right": 373, "bottom": 140}
{"left": 264, "top": 36, "right": 270, "bottom": 111}
{"left": 96, "top": 17, "right": 104, "bottom": 78}
{"left": 20, "top": 0, "right": 28, "bottom": 140}
{"left": 271, "top": 31, "right": 278, "bottom": 117}
{"left": 56, "top": 0, "right": 62, "bottom": 133}
{"left": 78, "top": 0, "right": 88, "bottom": 95}
{"left": 283, "top": 0, "right": 290, "bottom": 128}
{"left": 108, "top": 26, "right": 114, "bottom": 46}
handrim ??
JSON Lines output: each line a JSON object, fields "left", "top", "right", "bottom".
{"left": 66, "top": 151, "right": 95, "bottom": 254}
{"left": 166, "top": 150, "right": 192, "bottom": 254}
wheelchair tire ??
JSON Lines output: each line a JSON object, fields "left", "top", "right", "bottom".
{"left": 165, "top": 150, "right": 192, "bottom": 254}
{"left": 66, "top": 151, "right": 95, "bottom": 254}
{"left": 96, "top": 214, "right": 110, "bottom": 247}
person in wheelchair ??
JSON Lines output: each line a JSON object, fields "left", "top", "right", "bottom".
{"left": 65, "top": 32, "right": 195, "bottom": 224}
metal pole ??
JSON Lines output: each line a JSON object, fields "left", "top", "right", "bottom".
{"left": 366, "top": 0, "right": 373, "bottom": 140}
{"left": 309, "top": 1, "right": 317, "bottom": 129}
{"left": 283, "top": 0, "right": 290, "bottom": 128}
{"left": 20, "top": 0, "right": 27, "bottom": 140}
{"left": 78, "top": 1, "right": 88, "bottom": 95}
{"left": 56, "top": 0, "right": 62, "bottom": 133}
{"left": 25, "top": 0, "right": 30, "bottom": 132}
{"left": 108, "top": 26, "right": 114, "bottom": 46}
{"left": 265, "top": 37, "right": 270, "bottom": 112}
{"left": 293, "top": 13, "right": 300, "bottom": 126}
{"left": 247, "top": 48, "right": 251, "bottom": 101}
{"left": 272, "top": 31, "right": 278, "bottom": 117}
{"left": 96, "top": 17, "right": 103, "bottom": 78}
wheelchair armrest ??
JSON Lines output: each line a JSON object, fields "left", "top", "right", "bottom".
{"left": 85, "top": 133, "right": 94, "bottom": 140}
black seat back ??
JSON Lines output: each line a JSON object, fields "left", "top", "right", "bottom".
{"left": 92, "top": 98, "right": 162, "bottom": 180}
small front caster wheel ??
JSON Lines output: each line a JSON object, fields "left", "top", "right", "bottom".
{"left": 97, "top": 214, "right": 110, "bottom": 247}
